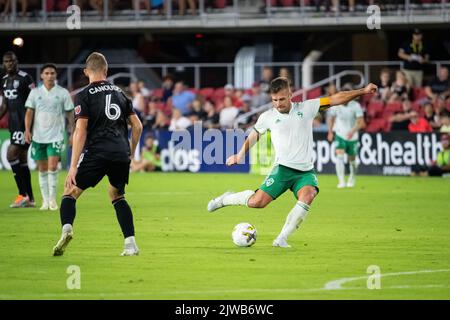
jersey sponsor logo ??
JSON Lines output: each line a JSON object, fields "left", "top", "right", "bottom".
{"left": 75, "top": 105, "right": 81, "bottom": 115}
{"left": 275, "top": 119, "right": 281, "bottom": 124}
{"left": 3, "top": 89, "right": 18, "bottom": 99}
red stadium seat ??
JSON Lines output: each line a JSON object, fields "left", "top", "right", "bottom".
{"left": 366, "top": 101, "right": 384, "bottom": 119}
{"left": 271, "top": 0, "right": 295, "bottom": 6}
{"left": 385, "top": 101, "right": 403, "bottom": 113}
{"left": 306, "top": 87, "right": 322, "bottom": 99}
{"left": 214, "top": 0, "right": 227, "bottom": 8}
{"left": 365, "top": 119, "right": 385, "bottom": 132}
{"left": 213, "top": 87, "right": 225, "bottom": 100}
{"left": 413, "top": 87, "right": 427, "bottom": 100}
{"left": 291, "top": 95, "right": 302, "bottom": 103}
{"left": 152, "top": 88, "right": 163, "bottom": 98}
{"left": 199, "top": 87, "right": 214, "bottom": 99}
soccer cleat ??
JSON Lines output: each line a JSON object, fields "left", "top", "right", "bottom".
{"left": 53, "top": 229, "right": 73, "bottom": 256}
{"left": 40, "top": 200, "right": 49, "bottom": 211}
{"left": 337, "top": 183, "right": 346, "bottom": 189}
{"left": 207, "top": 191, "right": 232, "bottom": 212}
{"left": 10, "top": 195, "right": 30, "bottom": 208}
{"left": 272, "top": 237, "right": 291, "bottom": 248}
{"left": 27, "top": 200, "right": 36, "bottom": 208}
{"left": 346, "top": 178, "right": 355, "bottom": 188}
{"left": 121, "top": 245, "right": 140, "bottom": 256}
{"left": 49, "top": 199, "right": 59, "bottom": 211}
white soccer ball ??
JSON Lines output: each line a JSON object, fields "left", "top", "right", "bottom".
{"left": 232, "top": 222, "right": 257, "bottom": 247}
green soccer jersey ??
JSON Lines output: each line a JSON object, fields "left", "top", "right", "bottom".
{"left": 25, "top": 84, "right": 74, "bottom": 143}
{"left": 328, "top": 100, "right": 364, "bottom": 141}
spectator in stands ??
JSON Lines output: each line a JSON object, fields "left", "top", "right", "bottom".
{"left": 425, "top": 66, "right": 450, "bottom": 103}
{"left": 219, "top": 96, "right": 239, "bottom": 129}
{"left": 203, "top": 99, "right": 220, "bottom": 129}
{"left": 169, "top": 108, "right": 192, "bottom": 131}
{"left": 153, "top": 109, "right": 170, "bottom": 130}
{"left": 251, "top": 82, "right": 270, "bottom": 110}
{"left": 388, "top": 70, "right": 412, "bottom": 103}
{"left": 412, "top": 133, "right": 450, "bottom": 177}
{"left": 326, "top": 83, "right": 338, "bottom": 96}
{"left": 314, "top": 0, "right": 331, "bottom": 12}
{"left": 434, "top": 97, "right": 448, "bottom": 129}
{"left": 142, "top": 97, "right": 160, "bottom": 130}
{"left": 217, "top": 83, "right": 242, "bottom": 110}
{"left": 161, "top": 74, "right": 175, "bottom": 102}
{"left": 138, "top": 80, "right": 151, "bottom": 98}
{"left": 389, "top": 99, "right": 417, "bottom": 131}
{"left": 423, "top": 102, "right": 441, "bottom": 131}
{"left": 408, "top": 113, "right": 432, "bottom": 133}
{"left": 236, "top": 94, "right": 257, "bottom": 130}
{"left": 259, "top": 66, "right": 274, "bottom": 94}
{"left": 0, "top": 0, "right": 40, "bottom": 18}
{"left": 331, "top": 0, "right": 355, "bottom": 12}
{"left": 189, "top": 98, "right": 207, "bottom": 122}
{"left": 375, "top": 68, "right": 392, "bottom": 102}
{"left": 177, "top": 0, "right": 196, "bottom": 16}
{"left": 129, "top": 81, "right": 146, "bottom": 119}
{"left": 133, "top": 0, "right": 164, "bottom": 15}
{"left": 131, "top": 133, "right": 161, "bottom": 172}
{"left": 440, "top": 112, "right": 450, "bottom": 133}
{"left": 398, "top": 28, "right": 429, "bottom": 87}
{"left": 76, "top": 0, "right": 117, "bottom": 16}
{"left": 170, "top": 81, "right": 195, "bottom": 116}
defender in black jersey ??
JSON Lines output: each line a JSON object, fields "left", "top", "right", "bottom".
{"left": 0, "top": 52, "right": 35, "bottom": 208}
{"left": 53, "top": 52, "right": 143, "bottom": 257}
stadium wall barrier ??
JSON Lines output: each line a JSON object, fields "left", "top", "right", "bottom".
{"left": 0, "top": 129, "right": 443, "bottom": 176}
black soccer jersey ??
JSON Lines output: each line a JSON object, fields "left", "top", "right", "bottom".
{"left": 1, "top": 70, "right": 34, "bottom": 145}
{"left": 74, "top": 80, "right": 135, "bottom": 161}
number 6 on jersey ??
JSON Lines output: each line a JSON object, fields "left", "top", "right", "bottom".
{"left": 105, "top": 94, "right": 121, "bottom": 120}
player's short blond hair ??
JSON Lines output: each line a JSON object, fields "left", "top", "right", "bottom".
{"left": 85, "top": 52, "right": 108, "bottom": 73}
{"left": 270, "top": 77, "right": 290, "bottom": 94}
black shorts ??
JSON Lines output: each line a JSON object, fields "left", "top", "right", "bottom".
{"left": 75, "top": 152, "right": 130, "bottom": 195}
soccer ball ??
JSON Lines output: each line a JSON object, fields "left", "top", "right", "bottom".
{"left": 232, "top": 222, "right": 257, "bottom": 247}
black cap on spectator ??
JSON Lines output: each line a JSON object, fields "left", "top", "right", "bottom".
{"left": 413, "top": 28, "right": 422, "bottom": 35}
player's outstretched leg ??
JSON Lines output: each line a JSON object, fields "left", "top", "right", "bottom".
{"left": 112, "top": 196, "right": 139, "bottom": 256}
{"left": 207, "top": 190, "right": 254, "bottom": 212}
{"left": 53, "top": 195, "right": 77, "bottom": 256}
{"left": 273, "top": 186, "right": 317, "bottom": 248}
{"left": 347, "top": 157, "right": 357, "bottom": 187}
{"left": 335, "top": 153, "right": 346, "bottom": 188}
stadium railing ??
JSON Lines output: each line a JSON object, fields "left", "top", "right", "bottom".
{"left": 0, "top": 0, "right": 448, "bottom": 29}
{"left": 19, "top": 60, "right": 450, "bottom": 91}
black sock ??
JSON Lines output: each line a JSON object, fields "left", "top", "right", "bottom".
{"left": 10, "top": 160, "right": 26, "bottom": 196}
{"left": 113, "top": 197, "right": 135, "bottom": 238}
{"left": 60, "top": 196, "right": 76, "bottom": 226}
{"left": 20, "top": 163, "right": 34, "bottom": 201}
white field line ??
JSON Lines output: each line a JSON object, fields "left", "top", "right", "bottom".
{"left": 324, "top": 269, "right": 450, "bottom": 290}
{"left": 1, "top": 269, "right": 450, "bottom": 299}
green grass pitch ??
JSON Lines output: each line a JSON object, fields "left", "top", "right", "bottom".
{"left": 0, "top": 170, "right": 449, "bottom": 300}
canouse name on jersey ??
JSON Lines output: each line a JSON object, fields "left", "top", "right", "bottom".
{"left": 88, "top": 84, "right": 122, "bottom": 95}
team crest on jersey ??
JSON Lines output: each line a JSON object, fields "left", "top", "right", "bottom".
{"left": 297, "top": 111, "right": 303, "bottom": 118}
{"left": 265, "top": 178, "right": 274, "bottom": 187}
{"left": 13, "top": 80, "right": 20, "bottom": 89}
{"left": 75, "top": 105, "right": 81, "bottom": 115}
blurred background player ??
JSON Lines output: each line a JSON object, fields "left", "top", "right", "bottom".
{"left": 0, "top": 51, "right": 35, "bottom": 208}
{"left": 208, "top": 77, "right": 377, "bottom": 248}
{"left": 24, "top": 64, "right": 74, "bottom": 211}
{"left": 327, "top": 84, "right": 366, "bottom": 188}
{"left": 52, "top": 52, "right": 143, "bottom": 257}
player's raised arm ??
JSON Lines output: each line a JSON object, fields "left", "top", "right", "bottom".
{"left": 328, "top": 83, "right": 378, "bottom": 108}
{"left": 226, "top": 128, "right": 260, "bottom": 166}
{"left": 66, "top": 118, "right": 88, "bottom": 188}
{"left": 128, "top": 113, "right": 143, "bottom": 160}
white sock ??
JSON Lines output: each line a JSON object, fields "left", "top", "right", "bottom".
{"left": 349, "top": 161, "right": 357, "bottom": 181}
{"left": 335, "top": 154, "right": 346, "bottom": 185}
{"left": 125, "top": 236, "right": 137, "bottom": 247}
{"left": 222, "top": 190, "right": 255, "bottom": 207}
{"left": 278, "top": 201, "right": 310, "bottom": 240}
{"left": 39, "top": 171, "right": 49, "bottom": 202}
{"left": 62, "top": 224, "right": 73, "bottom": 234}
{"left": 48, "top": 170, "right": 58, "bottom": 201}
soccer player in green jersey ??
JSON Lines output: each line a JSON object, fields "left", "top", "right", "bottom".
{"left": 208, "top": 77, "right": 377, "bottom": 248}
{"left": 25, "top": 64, "right": 75, "bottom": 211}
{"left": 327, "top": 85, "right": 366, "bottom": 188}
